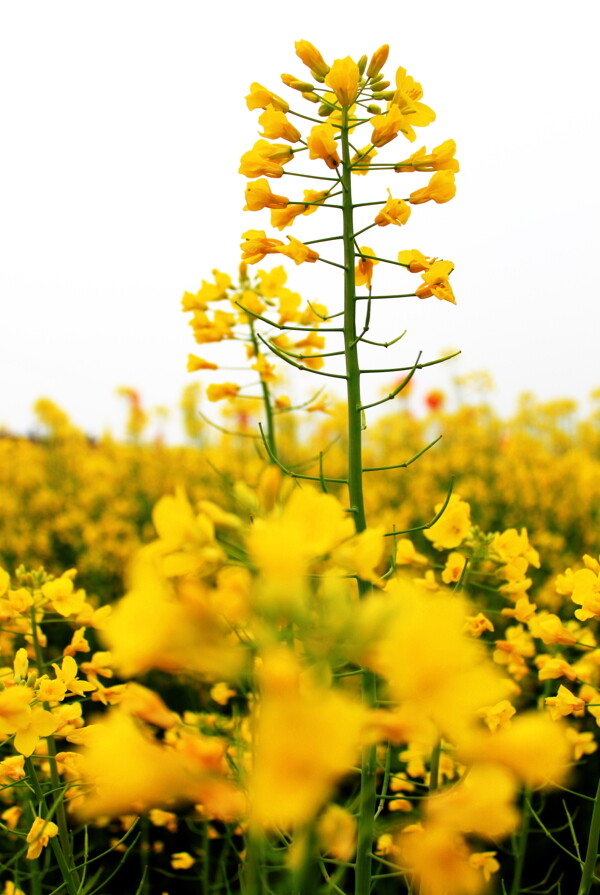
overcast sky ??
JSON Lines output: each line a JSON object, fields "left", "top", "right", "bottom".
{"left": 2, "top": 0, "right": 598, "bottom": 439}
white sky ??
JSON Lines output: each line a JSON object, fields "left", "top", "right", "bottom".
{"left": 2, "top": 0, "right": 599, "bottom": 439}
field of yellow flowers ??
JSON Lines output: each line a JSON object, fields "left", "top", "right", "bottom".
{"left": 2, "top": 39, "right": 600, "bottom": 895}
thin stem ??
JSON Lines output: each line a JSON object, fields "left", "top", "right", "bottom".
{"left": 249, "top": 319, "right": 276, "bottom": 457}
{"left": 578, "top": 770, "right": 600, "bottom": 895}
{"left": 339, "top": 101, "right": 377, "bottom": 895}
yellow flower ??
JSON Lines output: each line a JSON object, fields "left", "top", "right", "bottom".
{"left": 239, "top": 140, "right": 293, "bottom": 179}
{"left": 392, "top": 67, "right": 436, "bottom": 138}
{"left": 416, "top": 259, "right": 456, "bottom": 304}
{"left": 74, "top": 710, "right": 191, "bottom": 819}
{"left": 350, "top": 145, "right": 378, "bottom": 174}
{"left": 251, "top": 354, "right": 277, "bottom": 383}
{"left": 246, "top": 82, "right": 289, "bottom": 112}
{"left": 460, "top": 712, "right": 569, "bottom": 787}
{"left": 26, "top": 816, "right": 59, "bottom": 861}
{"left": 325, "top": 57, "right": 360, "bottom": 107}
{"left": 477, "top": 699, "right": 516, "bottom": 732}
{"left": 409, "top": 170, "right": 457, "bottom": 205}
{"left": 366, "top": 44, "right": 389, "bottom": 79}
{"left": 374, "top": 190, "right": 411, "bottom": 226}
{"left": 355, "top": 247, "right": 378, "bottom": 288}
{"left": 463, "top": 612, "right": 494, "bottom": 638}
{"left": 546, "top": 684, "right": 586, "bottom": 720}
{"left": 258, "top": 106, "right": 301, "bottom": 142}
{"left": 307, "top": 123, "right": 340, "bottom": 169}
{"left": 295, "top": 40, "right": 329, "bottom": 78}
{"left": 426, "top": 762, "right": 520, "bottom": 839}
{"left": 276, "top": 236, "right": 319, "bottom": 264}
{"left": 395, "top": 824, "right": 485, "bottom": 895}
{"left": 316, "top": 804, "right": 356, "bottom": 861}
{"left": 395, "top": 139, "right": 459, "bottom": 173}
{"left": 42, "top": 576, "right": 86, "bottom": 617}
{"left": 249, "top": 647, "right": 366, "bottom": 829}
{"left": 397, "top": 249, "right": 431, "bottom": 272}
{"left": 370, "top": 105, "right": 410, "bottom": 147}
{"left": 469, "top": 852, "right": 501, "bottom": 883}
{"left": 441, "top": 551, "right": 467, "bottom": 584}
{"left": 240, "top": 229, "right": 284, "bottom": 264}
{"left": 571, "top": 568, "right": 600, "bottom": 621}
{"left": 244, "top": 178, "right": 289, "bottom": 211}
{"left": 424, "top": 495, "right": 470, "bottom": 549}
{"left": 171, "top": 852, "right": 195, "bottom": 870}
{"left": 270, "top": 203, "right": 307, "bottom": 230}
{"left": 206, "top": 383, "right": 240, "bottom": 402}
{"left": 566, "top": 727, "right": 597, "bottom": 761}
{"left": 187, "top": 354, "right": 218, "bottom": 372}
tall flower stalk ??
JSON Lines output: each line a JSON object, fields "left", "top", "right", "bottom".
{"left": 237, "top": 40, "right": 460, "bottom": 894}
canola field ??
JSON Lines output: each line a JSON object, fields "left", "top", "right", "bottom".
{"left": 2, "top": 39, "right": 600, "bottom": 895}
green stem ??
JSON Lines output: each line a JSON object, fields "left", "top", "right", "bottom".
{"left": 24, "top": 757, "right": 80, "bottom": 895}
{"left": 29, "top": 607, "right": 80, "bottom": 891}
{"left": 249, "top": 319, "right": 276, "bottom": 458}
{"left": 510, "top": 788, "right": 531, "bottom": 895}
{"left": 578, "top": 772, "right": 600, "bottom": 895}
{"left": 429, "top": 740, "right": 441, "bottom": 793}
{"left": 340, "top": 102, "right": 377, "bottom": 895}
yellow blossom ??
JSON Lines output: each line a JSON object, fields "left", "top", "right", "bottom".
{"left": 424, "top": 495, "right": 471, "bottom": 550}
{"left": 307, "top": 123, "right": 340, "bottom": 169}
{"left": 416, "top": 259, "right": 456, "bottom": 304}
{"left": 244, "top": 178, "right": 289, "bottom": 211}
{"left": 546, "top": 685, "right": 586, "bottom": 720}
{"left": 316, "top": 804, "right": 356, "bottom": 861}
{"left": 477, "top": 700, "right": 516, "bottom": 732}
{"left": 397, "top": 249, "right": 431, "bottom": 272}
{"left": 325, "top": 57, "right": 360, "bottom": 107}
{"left": 409, "top": 170, "right": 456, "bottom": 205}
{"left": 441, "top": 551, "right": 467, "bottom": 584}
{"left": 374, "top": 190, "right": 411, "bottom": 226}
{"left": 295, "top": 40, "right": 329, "bottom": 78}
{"left": 566, "top": 727, "right": 597, "bottom": 761}
{"left": 395, "top": 140, "right": 459, "bottom": 173}
{"left": 239, "top": 140, "right": 293, "bottom": 179}
{"left": 469, "top": 852, "right": 500, "bottom": 883}
{"left": 276, "top": 236, "right": 319, "bottom": 264}
{"left": 350, "top": 145, "right": 377, "bottom": 174}
{"left": 355, "top": 247, "right": 378, "bottom": 288}
{"left": 249, "top": 647, "right": 366, "bottom": 828}
{"left": 206, "top": 383, "right": 240, "bottom": 402}
{"left": 370, "top": 105, "right": 410, "bottom": 147}
{"left": 246, "top": 82, "right": 289, "bottom": 112}
{"left": 171, "top": 852, "right": 195, "bottom": 870}
{"left": 240, "top": 229, "right": 284, "bottom": 264}
{"left": 187, "top": 354, "right": 218, "bottom": 372}
{"left": 395, "top": 823, "right": 485, "bottom": 895}
{"left": 258, "top": 106, "right": 301, "bottom": 142}
{"left": 26, "top": 816, "right": 59, "bottom": 861}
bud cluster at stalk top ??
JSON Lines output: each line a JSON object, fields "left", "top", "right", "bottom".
{"left": 239, "top": 41, "right": 459, "bottom": 305}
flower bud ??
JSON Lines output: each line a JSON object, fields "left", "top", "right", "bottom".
{"left": 371, "top": 90, "right": 396, "bottom": 101}
{"left": 357, "top": 54, "right": 368, "bottom": 75}
{"left": 295, "top": 40, "right": 330, "bottom": 78}
{"left": 311, "top": 70, "right": 326, "bottom": 83}
{"left": 366, "top": 104, "right": 382, "bottom": 115}
{"left": 318, "top": 103, "right": 331, "bottom": 117}
{"left": 281, "top": 73, "right": 314, "bottom": 92}
{"left": 302, "top": 91, "right": 321, "bottom": 103}
{"left": 372, "top": 80, "right": 390, "bottom": 90}
{"left": 367, "top": 44, "right": 389, "bottom": 79}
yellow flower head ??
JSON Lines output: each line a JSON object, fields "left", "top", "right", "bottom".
{"left": 325, "top": 57, "right": 360, "bottom": 107}
{"left": 295, "top": 40, "right": 330, "bottom": 78}
{"left": 307, "top": 123, "right": 340, "bottom": 169}
{"left": 246, "top": 82, "right": 289, "bottom": 112}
